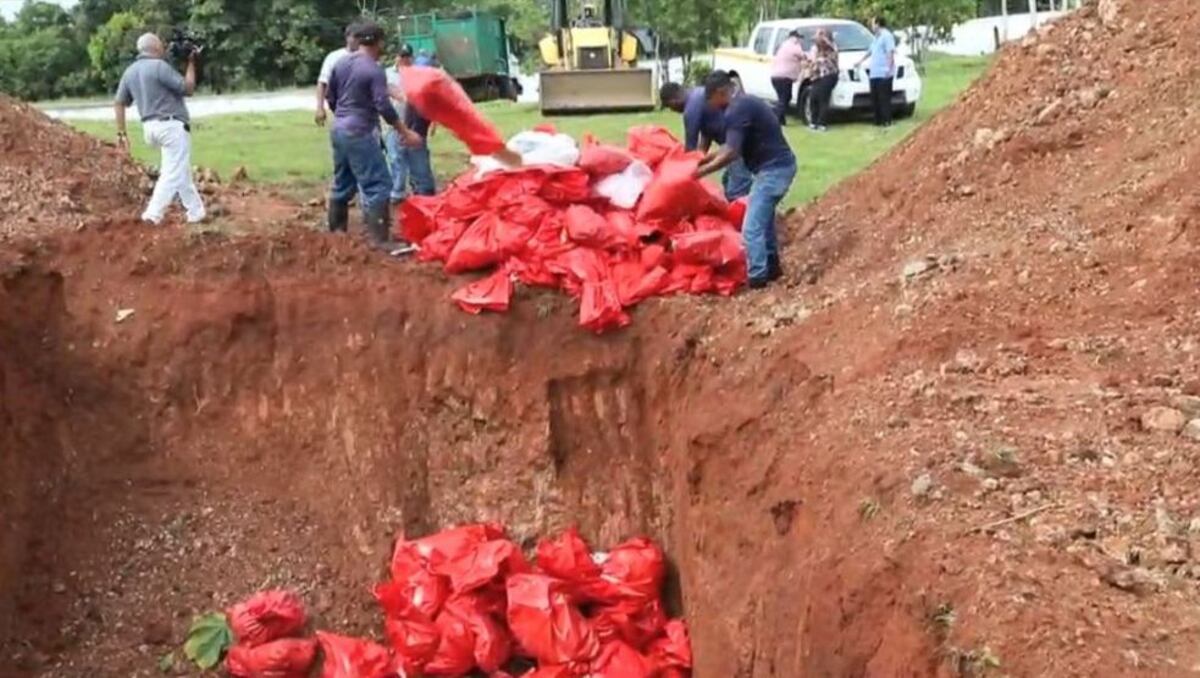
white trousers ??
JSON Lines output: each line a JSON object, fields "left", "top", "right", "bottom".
{"left": 142, "top": 119, "right": 206, "bottom": 224}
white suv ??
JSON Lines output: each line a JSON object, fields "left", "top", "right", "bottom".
{"left": 713, "top": 18, "right": 923, "bottom": 122}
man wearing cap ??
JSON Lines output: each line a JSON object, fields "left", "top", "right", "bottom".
{"left": 385, "top": 44, "right": 426, "bottom": 204}
{"left": 325, "top": 22, "right": 421, "bottom": 250}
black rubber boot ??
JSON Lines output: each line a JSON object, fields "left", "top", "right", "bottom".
{"left": 327, "top": 200, "right": 349, "bottom": 233}
{"left": 768, "top": 255, "right": 784, "bottom": 281}
{"left": 364, "top": 202, "right": 395, "bottom": 250}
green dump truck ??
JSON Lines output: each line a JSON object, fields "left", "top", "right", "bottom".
{"left": 397, "top": 9, "right": 522, "bottom": 103}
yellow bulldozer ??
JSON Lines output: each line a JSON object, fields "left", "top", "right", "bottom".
{"left": 537, "top": 0, "right": 656, "bottom": 114}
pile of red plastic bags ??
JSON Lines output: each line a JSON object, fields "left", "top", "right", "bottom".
{"left": 398, "top": 123, "right": 748, "bottom": 333}
{"left": 223, "top": 524, "right": 691, "bottom": 677}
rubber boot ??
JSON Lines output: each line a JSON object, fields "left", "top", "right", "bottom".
{"left": 768, "top": 255, "right": 784, "bottom": 282}
{"left": 327, "top": 200, "right": 349, "bottom": 233}
{"left": 364, "top": 201, "right": 395, "bottom": 251}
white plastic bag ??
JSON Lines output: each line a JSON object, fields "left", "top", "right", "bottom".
{"left": 593, "top": 160, "right": 653, "bottom": 209}
{"left": 471, "top": 130, "right": 581, "bottom": 179}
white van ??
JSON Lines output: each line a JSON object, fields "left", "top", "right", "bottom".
{"left": 712, "top": 18, "right": 923, "bottom": 122}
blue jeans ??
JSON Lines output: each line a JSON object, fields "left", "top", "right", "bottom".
{"left": 330, "top": 128, "right": 391, "bottom": 212}
{"left": 385, "top": 129, "right": 436, "bottom": 200}
{"left": 744, "top": 158, "right": 797, "bottom": 282}
{"left": 722, "top": 158, "right": 753, "bottom": 201}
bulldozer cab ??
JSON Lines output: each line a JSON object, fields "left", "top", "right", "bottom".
{"left": 537, "top": 0, "right": 655, "bottom": 114}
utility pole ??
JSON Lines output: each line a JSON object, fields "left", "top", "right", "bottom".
{"left": 1029, "top": 0, "right": 1040, "bottom": 28}
{"left": 1001, "top": 0, "right": 1009, "bottom": 42}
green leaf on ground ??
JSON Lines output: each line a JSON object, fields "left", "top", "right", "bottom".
{"left": 157, "top": 651, "right": 175, "bottom": 673}
{"left": 182, "top": 612, "right": 232, "bottom": 670}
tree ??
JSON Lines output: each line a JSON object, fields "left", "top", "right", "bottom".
{"left": 87, "top": 10, "right": 145, "bottom": 90}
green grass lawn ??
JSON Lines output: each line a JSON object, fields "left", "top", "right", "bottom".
{"left": 72, "top": 55, "right": 989, "bottom": 209}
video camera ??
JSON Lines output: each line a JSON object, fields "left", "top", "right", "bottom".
{"left": 167, "top": 28, "right": 205, "bottom": 61}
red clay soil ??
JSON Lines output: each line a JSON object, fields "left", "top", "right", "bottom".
{"left": 2, "top": 0, "right": 1200, "bottom": 676}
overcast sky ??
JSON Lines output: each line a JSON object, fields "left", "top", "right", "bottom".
{"left": 0, "top": 0, "right": 77, "bottom": 20}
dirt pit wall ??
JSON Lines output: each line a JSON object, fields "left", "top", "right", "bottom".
{"left": 0, "top": 226, "right": 939, "bottom": 677}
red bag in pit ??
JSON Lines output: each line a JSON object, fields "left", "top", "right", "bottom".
{"left": 539, "top": 167, "right": 593, "bottom": 204}
{"left": 627, "top": 126, "right": 681, "bottom": 169}
{"left": 595, "top": 537, "right": 666, "bottom": 603}
{"left": 648, "top": 619, "right": 693, "bottom": 673}
{"left": 451, "top": 270, "right": 513, "bottom": 315}
{"left": 439, "top": 537, "right": 530, "bottom": 594}
{"left": 580, "top": 279, "right": 631, "bottom": 333}
{"left": 406, "top": 523, "right": 507, "bottom": 568}
{"left": 592, "top": 598, "right": 667, "bottom": 651}
{"left": 612, "top": 260, "right": 669, "bottom": 308}
{"left": 506, "top": 573, "right": 600, "bottom": 666}
{"left": 399, "top": 195, "right": 440, "bottom": 244}
{"left": 672, "top": 229, "right": 744, "bottom": 268}
{"left": 535, "top": 527, "right": 601, "bottom": 595}
{"left": 384, "top": 614, "right": 440, "bottom": 675}
{"left": 579, "top": 134, "right": 634, "bottom": 176}
{"left": 445, "top": 213, "right": 505, "bottom": 274}
{"left": 401, "top": 66, "right": 505, "bottom": 155}
{"left": 592, "top": 640, "right": 654, "bottom": 678}
{"left": 227, "top": 590, "right": 307, "bottom": 647}
{"left": 416, "top": 217, "right": 467, "bottom": 263}
{"left": 316, "top": 632, "right": 394, "bottom": 678}
{"left": 637, "top": 153, "right": 712, "bottom": 224}
{"left": 226, "top": 638, "right": 318, "bottom": 678}
{"left": 565, "top": 205, "right": 631, "bottom": 251}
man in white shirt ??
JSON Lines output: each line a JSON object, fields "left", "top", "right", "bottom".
{"left": 315, "top": 23, "right": 360, "bottom": 126}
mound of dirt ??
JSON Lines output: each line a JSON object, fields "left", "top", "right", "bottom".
{"left": 0, "top": 95, "right": 147, "bottom": 238}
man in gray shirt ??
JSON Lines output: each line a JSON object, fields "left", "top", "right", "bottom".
{"left": 114, "top": 33, "right": 205, "bottom": 225}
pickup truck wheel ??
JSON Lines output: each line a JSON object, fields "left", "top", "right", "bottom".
{"left": 896, "top": 103, "right": 917, "bottom": 119}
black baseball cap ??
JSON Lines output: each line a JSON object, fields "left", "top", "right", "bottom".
{"left": 353, "top": 22, "right": 385, "bottom": 46}
{"left": 399, "top": 43, "right": 414, "bottom": 58}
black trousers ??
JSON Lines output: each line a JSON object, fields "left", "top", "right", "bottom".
{"left": 771, "top": 77, "right": 795, "bottom": 123}
{"left": 810, "top": 74, "right": 838, "bottom": 126}
{"left": 869, "top": 77, "right": 894, "bottom": 126}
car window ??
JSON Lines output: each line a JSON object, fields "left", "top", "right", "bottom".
{"left": 789, "top": 23, "right": 874, "bottom": 51}
{"left": 752, "top": 27, "right": 774, "bottom": 55}
{"left": 772, "top": 29, "right": 790, "bottom": 53}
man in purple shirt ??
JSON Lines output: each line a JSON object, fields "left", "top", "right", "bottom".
{"left": 325, "top": 22, "right": 420, "bottom": 251}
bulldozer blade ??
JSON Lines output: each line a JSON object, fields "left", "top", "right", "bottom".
{"left": 539, "top": 68, "right": 656, "bottom": 114}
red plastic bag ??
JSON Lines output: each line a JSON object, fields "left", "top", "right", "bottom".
{"left": 399, "top": 195, "right": 440, "bottom": 244}
{"left": 501, "top": 195, "right": 554, "bottom": 228}
{"left": 226, "top": 638, "right": 318, "bottom": 678}
{"left": 579, "top": 135, "right": 634, "bottom": 177}
{"left": 316, "top": 632, "right": 394, "bottom": 678}
{"left": 405, "top": 524, "right": 506, "bottom": 570}
{"left": 402, "top": 66, "right": 505, "bottom": 155}
{"left": 227, "top": 590, "right": 307, "bottom": 647}
{"left": 592, "top": 640, "right": 654, "bottom": 678}
{"left": 637, "top": 154, "right": 711, "bottom": 224}
{"left": 425, "top": 605, "right": 477, "bottom": 677}
{"left": 451, "top": 270, "right": 513, "bottom": 315}
{"left": 597, "top": 538, "right": 665, "bottom": 603}
{"left": 592, "top": 598, "right": 667, "bottom": 651}
{"left": 440, "top": 537, "right": 530, "bottom": 593}
{"left": 612, "top": 261, "right": 668, "bottom": 308}
{"left": 565, "top": 205, "right": 629, "bottom": 251}
{"left": 379, "top": 549, "right": 450, "bottom": 620}
{"left": 648, "top": 619, "right": 693, "bottom": 672}
{"left": 443, "top": 595, "right": 513, "bottom": 673}
{"left": 446, "top": 213, "right": 504, "bottom": 274}
{"left": 384, "top": 615, "right": 440, "bottom": 674}
{"left": 627, "top": 126, "right": 681, "bottom": 169}
{"left": 672, "top": 229, "right": 743, "bottom": 268}
{"left": 539, "top": 168, "right": 592, "bottom": 204}
{"left": 580, "top": 279, "right": 631, "bottom": 333}
{"left": 536, "top": 527, "right": 601, "bottom": 587}
{"left": 506, "top": 573, "right": 600, "bottom": 666}
{"left": 727, "top": 196, "right": 748, "bottom": 230}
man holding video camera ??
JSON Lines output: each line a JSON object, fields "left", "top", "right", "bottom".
{"left": 113, "top": 32, "right": 205, "bottom": 225}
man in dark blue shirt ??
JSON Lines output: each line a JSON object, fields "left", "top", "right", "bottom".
{"left": 326, "top": 22, "right": 421, "bottom": 251}
{"left": 660, "top": 82, "right": 751, "bottom": 200}
{"left": 696, "top": 70, "right": 797, "bottom": 289}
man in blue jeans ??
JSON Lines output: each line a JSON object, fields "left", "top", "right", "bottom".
{"left": 696, "top": 70, "right": 796, "bottom": 289}
{"left": 326, "top": 22, "right": 421, "bottom": 250}
{"left": 385, "top": 49, "right": 437, "bottom": 204}
{"left": 659, "top": 81, "right": 752, "bottom": 201}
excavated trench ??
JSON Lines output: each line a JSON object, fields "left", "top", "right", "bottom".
{"left": 0, "top": 236, "right": 942, "bottom": 677}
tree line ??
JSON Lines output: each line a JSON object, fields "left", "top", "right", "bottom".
{"left": 0, "top": 0, "right": 976, "bottom": 102}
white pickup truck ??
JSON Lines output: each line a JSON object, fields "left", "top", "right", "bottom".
{"left": 712, "top": 18, "right": 923, "bottom": 122}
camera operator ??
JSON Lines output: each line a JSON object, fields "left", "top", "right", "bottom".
{"left": 113, "top": 32, "right": 205, "bottom": 225}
